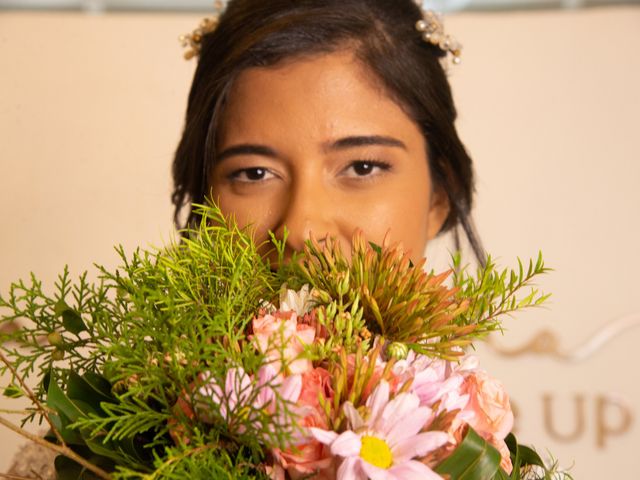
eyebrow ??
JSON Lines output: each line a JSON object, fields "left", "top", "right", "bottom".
{"left": 216, "top": 135, "right": 407, "bottom": 163}
{"left": 216, "top": 145, "right": 278, "bottom": 163}
{"left": 327, "top": 135, "right": 407, "bottom": 151}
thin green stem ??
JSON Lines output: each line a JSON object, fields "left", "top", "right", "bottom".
{"left": 0, "top": 351, "right": 64, "bottom": 446}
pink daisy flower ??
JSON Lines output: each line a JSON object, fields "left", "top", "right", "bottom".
{"left": 196, "top": 366, "right": 301, "bottom": 434}
{"left": 310, "top": 381, "right": 448, "bottom": 480}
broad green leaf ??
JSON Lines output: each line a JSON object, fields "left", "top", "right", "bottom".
{"left": 504, "top": 432, "right": 546, "bottom": 479}
{"left": 84, "top": 437, "right": 130, "bottom": 464}
{"left": 517, "top": 444, "right": 545, "bottom": 467}
{"left": 48, "top": 377, "right": 85, "bottom": 424}
{"left": 82, "top": 372, "right": 114, "bottom": 399}
{"left": 55, "top": 299, "right": 87, "bottom": 334}
{"left": 54, "top": 454, "right": 86, "bottom": 480}
{"left": 435, "top": 427, "right": 501, "bottom": 480}
{"left": 54, "top": 446, "right": 114, "bottom": 480}
{"left": 67, "top": 371, "right": 114, "bottom": 414}
{"left": 62, "top": 310, "right": 87, "bottom": 335}
{"left": 47, "top": 375, "right": 100, "bottom": 427}
{"left": 48, "top": 413, "right": 85, "bottom": 445}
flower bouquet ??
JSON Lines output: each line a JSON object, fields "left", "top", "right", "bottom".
{"left": 0, "top": 204, "right": 569, "bottom": 479}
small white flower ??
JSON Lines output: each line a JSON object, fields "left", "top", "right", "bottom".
{"left": 279, "top": 284, "right": 315, "bottom": 316}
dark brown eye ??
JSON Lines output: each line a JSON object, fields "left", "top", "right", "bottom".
{"left": 352, "top": 162, "right": 376, "bottom": 176}
{"left": 230, "top": 167, "right": 274, "bottom": 182}
{"left": 344, "top": 160, "right": 391, "bottom": 178}
{"left": 244, "top": 168, "right": 267, "bottom": 180}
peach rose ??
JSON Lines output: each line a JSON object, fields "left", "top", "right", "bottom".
{"left": 271, "top": 414, "right": 336, "bottom": 480}
{"left": 270, "top": 367, "right": 335, "bottom": 479}
{"left": 298, "top": 367, "right": 333, "bottom": 422}
{"left": 271, "top": 444, "right": 335, "bottom": 480}
{"left": 461, "top": 370, "right": 514, "bottom": 473}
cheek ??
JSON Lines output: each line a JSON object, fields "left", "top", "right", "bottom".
{"left": 216, "top": 192, "right": 281, "bottom": 244}
{"left": 338, "top": 188, "right": 431, "bottom": 260}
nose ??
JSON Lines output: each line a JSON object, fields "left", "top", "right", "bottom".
{"left": 273, "top": 177, "right": 335, "bottom": 256}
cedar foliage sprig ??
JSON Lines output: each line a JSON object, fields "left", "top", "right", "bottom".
{"left": 0, "top": 267, "right": 115, "bottom": 420}
{"left": 451, "top": 252, "right": 551, "bottom": 335}
{"left": 0, "top": 204, "right": 295, "bottom": 477}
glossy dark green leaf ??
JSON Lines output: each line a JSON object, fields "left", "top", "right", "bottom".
{"left": 83, "top": 431, "right": 152, "bottom": 471}
{"left": 67, "top": 371, "right": 114, "bottom": 414}
{"left": 72, "top": 398, "right": 103, "bottom": 419}
{"left": 435, "top": 427, "right": 501, "bottom": 480}
{"left": 120, "top": 434, "right": 153, "bottom": 465}
{"left": 54, "top": 454, "right": 85, "bottom": 480}
{"left": 54, "top": 447, "right": 114, "bottom": 480}
{"left": 48, "top": 413, "right": 85, "bottom": 445}
{"left": 54, "top": 299, "right": 87, "bottom": 334}
{"left": 503, "top": 432, "right": 547, "bottom": 479}
{"left": 517, "top": 443, "right": 545, "bottom": 467}
{"left": 84, "top": 437, "right": 129, "bottom": 463}
{"left": 62, "top": 310, "right": 87, "bottom": 335}
{"left": 48, "top": 376, "right": 85, "bottom": 424}
{"left": 47, "top": 374, "right": 101, "bottom": 433}
{"left": 82, "top": 372, "right": 114, "bottom": 400}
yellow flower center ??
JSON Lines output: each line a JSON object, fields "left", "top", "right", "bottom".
{"left": 360, "top": 435, "right": 393, "bottom": 469}
{"left": 237, "top": 405, "right": 251, "bottom": 421}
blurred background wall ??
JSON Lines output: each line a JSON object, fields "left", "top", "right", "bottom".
{"left": 1, "top": 4, "right": 639, "bottom": 478}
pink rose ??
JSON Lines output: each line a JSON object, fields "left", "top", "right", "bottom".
{"left": 252, "top": 311, "right": 315, "bottom": 375}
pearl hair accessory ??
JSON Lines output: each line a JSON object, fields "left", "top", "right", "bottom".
{"left": 178, "top": 0, "right": 224, "bottom": 60}
{"left": 415, "top": 8, "right": 463, "bottom": 65}
{"left": 180, "top": 1, "right": 462, "bottom": 65}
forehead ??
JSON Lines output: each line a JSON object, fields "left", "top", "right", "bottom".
{"left": 218, "top": 50, "right": 424, "bottom": 150}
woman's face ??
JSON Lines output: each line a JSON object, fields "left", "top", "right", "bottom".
{"left": 210, "top": 50, "right": 449, "bottom": 263}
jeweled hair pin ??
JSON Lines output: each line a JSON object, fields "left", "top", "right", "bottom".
{"left": 180, "top": 1, "right": 462, "bottom": 65}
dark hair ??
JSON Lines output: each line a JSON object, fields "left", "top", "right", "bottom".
{"left": 172, "top": 0, "right": 484, "bottom": 260}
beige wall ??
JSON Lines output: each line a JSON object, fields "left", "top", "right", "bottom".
{"left": 1, "top": 7, "right": 639, "bottom": 477}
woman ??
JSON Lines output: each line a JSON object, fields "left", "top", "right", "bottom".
{"left": 172, "top": 0, "right": 483, "bottom": 265}
{"left": 9, "top": 0, "right": 483, "bottom": 477}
